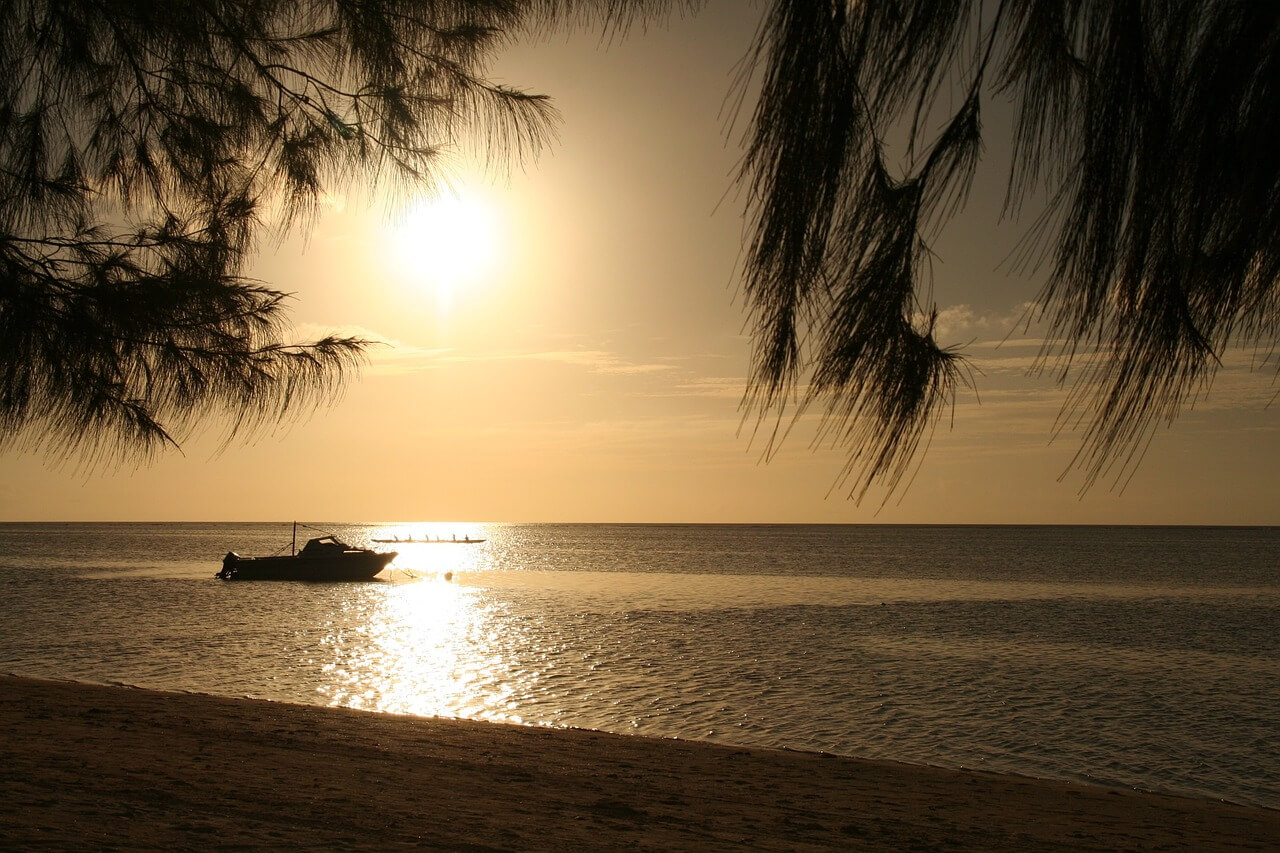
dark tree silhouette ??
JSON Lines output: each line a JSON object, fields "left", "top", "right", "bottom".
{"left": 735, "top": 0, "right": 1280, "bottom": 499}
{"left": 10, "top": 0, "right": 1271, "bottom": 498}
{"left": 0, "top": 0, "right": 690, "bottom": 465}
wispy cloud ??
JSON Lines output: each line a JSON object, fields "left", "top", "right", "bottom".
{"left": 927, "top": 301, "right": 1040, "bottom": 343}
{"left": 514, "top": 350, "right": 677, "bottom": 375}
{"left": 289, "top": 324, "right": 454, "bottom": 375}
{"left": 666, "top": 376, "right": 747, "bottom": 399}
{"left": 292, "top": 322, "right": 395, "bottom": 345}
{"left": 417, "top": 345, "right": 682, "bottom": 376}
{"left": 293, "top": 326, "right": 683, "bottom": 378}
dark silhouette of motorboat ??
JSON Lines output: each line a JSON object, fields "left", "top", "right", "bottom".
{"left": 217, "top": 527, "right": 396, "bottom": 581}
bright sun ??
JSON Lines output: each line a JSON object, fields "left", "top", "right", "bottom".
{"left": 384, "top": 188, "right": 503, "bottom": 305}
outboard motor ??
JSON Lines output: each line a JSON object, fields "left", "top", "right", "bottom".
{"left": 216, "top": 552, "right": 239, "bottom": 580}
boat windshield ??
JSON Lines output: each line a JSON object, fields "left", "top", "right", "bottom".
{"left": 299, "top": 536, "right": 354, "bottom": 555}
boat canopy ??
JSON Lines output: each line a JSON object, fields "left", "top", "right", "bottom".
{"left": 299, "top": 536, "right": 356, "bottom": 555}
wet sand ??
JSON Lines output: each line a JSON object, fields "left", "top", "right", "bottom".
{"left": 1, "top": 675, "right": 1275, "bottom": 850}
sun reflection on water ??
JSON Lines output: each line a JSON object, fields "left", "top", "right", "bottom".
{"left": 314, "top": 522, "right": 1268, "bottom": 733}
{"left": 318, "top": 523, "right": 534, "bottom": 722}
{"left": 319, "top": 577, "right": 522, "bottom": 721}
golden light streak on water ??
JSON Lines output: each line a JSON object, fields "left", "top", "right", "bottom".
{"left": 320, "top": 578, "right": 504, "bottom": 719}
{"left": 318, "top": 524, "right": 534, "bottom": 722}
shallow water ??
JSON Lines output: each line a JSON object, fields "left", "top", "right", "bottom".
{"left": 1, "top": 522, "right": 1277, "bottom": 808}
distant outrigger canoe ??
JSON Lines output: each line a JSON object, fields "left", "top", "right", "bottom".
{"left": 371, "top": 535, "right": 485, "bottom": 544}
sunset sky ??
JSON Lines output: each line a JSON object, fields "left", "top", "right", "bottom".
{"left": 1, "top": 1, "right": 1277, "bottom": 524}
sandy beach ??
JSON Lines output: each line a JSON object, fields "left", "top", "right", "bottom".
{"left": 1, "top": 675, "right": 1275, "bottom": 850}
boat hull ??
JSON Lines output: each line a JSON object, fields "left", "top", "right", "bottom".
{"left": 218, "top": 552, "right": 396, "bottom": 582}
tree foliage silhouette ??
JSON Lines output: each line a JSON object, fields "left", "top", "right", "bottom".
{"left": 9, "top": 0, "right": 1272, "bottom": 498}
{"left": 0, "top": 0, "right": 689, "bottom": 465}
{"left": 735, "top": 0, "right": 1280, "bottom": 499}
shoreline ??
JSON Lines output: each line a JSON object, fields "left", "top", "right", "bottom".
{"left": 2, "top": 675, "right": 1276, "bottom": 850}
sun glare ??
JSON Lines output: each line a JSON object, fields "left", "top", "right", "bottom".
{"left": 385, "top": 188, "right": 504, "bottom": 306}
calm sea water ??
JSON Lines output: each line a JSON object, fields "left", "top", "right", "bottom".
{"left": 1, "top": 522, "right": 1276, "bottom": 808}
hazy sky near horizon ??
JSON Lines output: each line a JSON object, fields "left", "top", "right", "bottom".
{"left": 2, "top": 1, "right": 1278, "bottom": 524}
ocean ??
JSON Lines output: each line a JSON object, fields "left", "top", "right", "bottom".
{"left": 1, "top": 522, "right": 1276, "bottom": 809}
